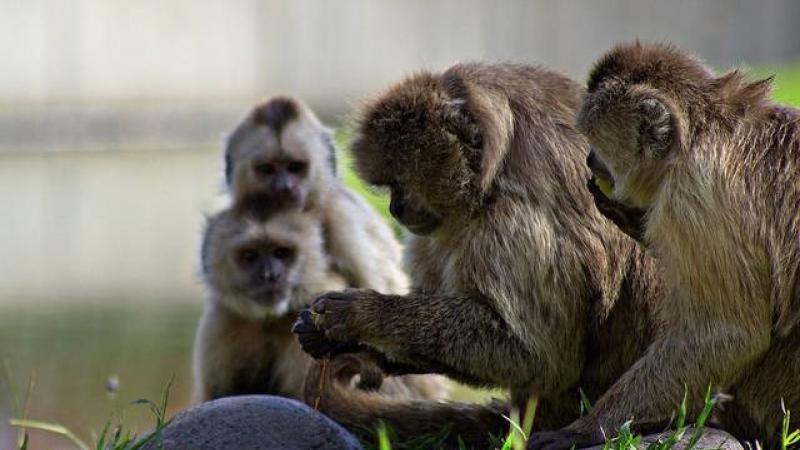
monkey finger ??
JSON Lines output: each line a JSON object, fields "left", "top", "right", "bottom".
{"left": 297, "top": 333, "right": 337, "bottom": 359}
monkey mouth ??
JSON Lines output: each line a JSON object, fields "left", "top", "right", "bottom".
{"left": 248, "top": 286, "right": 289, "bottom": 305}
{"left": 586, "top": 150, "right": 615, "bottom": 199}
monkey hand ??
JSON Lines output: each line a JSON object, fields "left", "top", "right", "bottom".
{"left": 587, "top": 177, "right": 647, "bottom": 243}
{"left": 526, "top": 427, "right": 604, "bottom": 450}
{"left": 293, "top": 289, "right": 376, "bottom": 358}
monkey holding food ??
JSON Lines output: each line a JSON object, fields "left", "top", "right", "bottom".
{"left": 294, "top": 62, "right": 665, "bottom": 448}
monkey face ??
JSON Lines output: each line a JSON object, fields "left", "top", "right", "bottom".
{"left": 578, "top": 84, "right": 679, "bottom": 210}
{"left": 229, "top": 126, "right": 312, "bottom": 212}
{"left": 226, "top": 100, "right": 335, "bottom": 214}
{"left": 244, "top": 155, "right": 310, "bottom": 209}
{"left": 351, "top": 71, "right": 515, "bottom": 234}
{"left": 229, "top": 241, "right": 297, "bottom": 301}
{"left": 388, "top": 186, "right": 442, "bottom": 235}
{"left": 203, "top": 211, "right": 314, "bottom": 319}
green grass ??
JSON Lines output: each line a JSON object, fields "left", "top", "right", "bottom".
{"left": 9, "top": 379, "right": 174, "bottom": 450}
{"left": 370, "top": 388, "right": 800, "bottom": 450}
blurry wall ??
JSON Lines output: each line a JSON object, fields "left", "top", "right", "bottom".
{"left": 2, "top": 0, "right": 799, "bottom": 105}
{"left": 1, "top": 0, "right": 798, "bottom": 304}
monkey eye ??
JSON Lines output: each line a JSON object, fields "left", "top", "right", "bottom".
{"left": 253, "top": 163, "right": 275, "bottom": 176}
{"left": 273, "top": 247, "right": 293, "bottom": 260}
{"left": 287, "top": 161, "right": 307, "bottom": 174}
{"left": 237, "top": 249, "right": 259, "bottom": 265}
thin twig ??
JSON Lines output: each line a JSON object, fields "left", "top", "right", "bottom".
{"left": 314, "top": 357, "right": 330, "bottom": 411}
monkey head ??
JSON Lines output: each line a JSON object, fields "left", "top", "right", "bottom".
{"left": 225, "top": 97, "right": 337, "bottom": 215}
{"left": 351, "top": 67, "right": 513, "bottom": 235}
{"left": 202, "top": 209, "right": 322, "bottom": 318}
{"left": 576, "top": 43, "right": 710, "bottom": 212}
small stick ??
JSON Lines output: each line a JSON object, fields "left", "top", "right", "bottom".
{"left": 314, "top": 357, "right": 330, "bottom": 410}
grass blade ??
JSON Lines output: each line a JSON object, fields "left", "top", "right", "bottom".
{"left": 10, "top": 419, "right": 91, "bottom": 450}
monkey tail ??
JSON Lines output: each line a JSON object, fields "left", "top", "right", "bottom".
{"left": 304, "top": 358, "right": 509, "bottom": 449}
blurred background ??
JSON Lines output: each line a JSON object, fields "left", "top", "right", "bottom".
{"left": 1, "top": 0, "right": 799, "bottom": 448}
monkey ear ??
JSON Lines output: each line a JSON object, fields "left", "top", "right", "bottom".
{"left": 638, "top": 96, "right": 677, "bottom": 157}
{"left": 441, "top": 99, "right": 483, "bottom": 149}
{"left": 442, "top": 89, "right": 514, "bottom": 192}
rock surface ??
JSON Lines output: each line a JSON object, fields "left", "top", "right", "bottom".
{"left": 139, "top": 395, "right": 362, "bottom": 450}
{"left": 582, "top": 427, "right": 743, "bottom": 450}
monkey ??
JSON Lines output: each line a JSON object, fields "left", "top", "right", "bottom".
{"left": 224, "top": 96, "right": 408, "bottom": 295}
{"left": 292, "top": 62, "right": 666, "bottom": 448}
{"left": 527, "top": 41, "right": 800, "bottom": 450}
{"left": 193, "top": 207, "right": 342, "bottom": 401}
{"left": 193, "top": 207, "right": 445, "bottom": 403}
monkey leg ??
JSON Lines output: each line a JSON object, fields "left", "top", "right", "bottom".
{"left": 716, "top": 326, "right": 800, "bottom": 447}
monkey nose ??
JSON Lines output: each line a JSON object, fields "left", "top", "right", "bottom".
{"left": 265, "top": 271, "right": 282, "bottom": 283}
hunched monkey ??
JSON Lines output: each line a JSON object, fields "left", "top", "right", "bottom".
{"left": 293, "top": 62, "right": 665, "bottom": 448}
{"left": 548, "top": 41, "right": 800, "bottom": 449}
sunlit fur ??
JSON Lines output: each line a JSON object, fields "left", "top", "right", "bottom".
{"left": 225, "top": 96, "right": 409, "bottom": 294}
{"left": 573, "top": 41, "right": 800, "bottom": 447}
{"left": 302, "top": 62, "right": 665, "bottom": 447}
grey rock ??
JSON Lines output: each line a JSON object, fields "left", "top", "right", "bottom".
{"left": 139, "top": 395, "right": 362, "bottom": 450}
{"left": 582, "top": 427, "right": 743, "bottom": 450}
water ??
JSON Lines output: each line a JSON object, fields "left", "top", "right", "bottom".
{"left": 0, "top": 302, "right": 202, "bottom": 450}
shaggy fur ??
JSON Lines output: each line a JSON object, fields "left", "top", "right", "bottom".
{"left": 568, "top": 41, "right": 800, "bottom": 449}
{"left": 294, "top": 62, "right": 665, "bottom": 448}
{"left": 193, "top": 208, "right": 444, "bottom": 403}
{"left": 225, "top": 96, "right": 408, "bottom": 294}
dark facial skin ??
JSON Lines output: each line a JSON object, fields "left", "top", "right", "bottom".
{"left": 250, "top": 158, "right": 310, "bottom": 209}
{"left": 232, "top": 243, "right": 296, "bottom": 303}
{"left": 585, "top": 150, "right": 647, "bottom": 243}
{"left": 388, "top": 186, "right": 442, "bottom": 236}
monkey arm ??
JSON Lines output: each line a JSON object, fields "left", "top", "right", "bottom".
{"left": 295, "top": 289, "right": 541, "bottom": 388}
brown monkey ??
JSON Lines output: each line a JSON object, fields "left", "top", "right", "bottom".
{"left": 193, "top": 208, "right": 443, "bottom": 403}
{"left": 293, "top": 62, "right": 665, "bottom": 448}
{"left": 535, "top": 41, "right": 800, "bottom": 449}
{"left": 224, "top": 96, "right": 408, "bottom": 294}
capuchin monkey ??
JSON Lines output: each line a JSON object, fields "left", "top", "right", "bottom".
{"left": 224, "top": 96, "right": 408, "bottom": 294}
{"left": 193, "top": 208, "right": 445, "bottom": 403}
{"left": 293, "top": 62, "right": 665, "bottom": 448}
{"left": 534, "top": 41, "right": 800, "bottom": 450}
